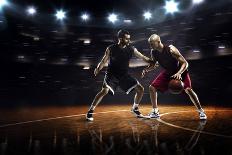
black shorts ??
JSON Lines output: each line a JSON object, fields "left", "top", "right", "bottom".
{"left": 103, "top": 72, "right": 138, "bottom": 95}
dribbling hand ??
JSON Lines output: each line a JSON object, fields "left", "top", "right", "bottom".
{"left": 171, "top": 73, "right": 182, "bottom": 80}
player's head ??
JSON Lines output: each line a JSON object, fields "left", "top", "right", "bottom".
{"left": 117, "top": 29, "right": 130, "bottom": 46}
{"left": 148, "top": 34, "right": 161, "bottom": 49}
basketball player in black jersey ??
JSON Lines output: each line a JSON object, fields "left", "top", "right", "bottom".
{"left": 86, "top": 30, "right": 154, "bottom": 121}
{"left": 142, "top": 34, "right": 207, "bottom": 120}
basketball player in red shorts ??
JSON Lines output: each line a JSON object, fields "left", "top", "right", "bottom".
{"left": 142, "top": 34, "right": 207, "bottom": 120}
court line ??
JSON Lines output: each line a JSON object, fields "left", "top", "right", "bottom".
{"left": 0, "top": 109, "right": 129, "bottom": 128}
{"left": 158, "top": 110, "right": 232, "bottom": 138}
{"left": 0, "top": 108, "right": 231, "bottom": 138}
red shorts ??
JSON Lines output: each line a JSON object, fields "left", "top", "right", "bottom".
{"left": 151, "top": 70, "right": 192, "bottom": 93}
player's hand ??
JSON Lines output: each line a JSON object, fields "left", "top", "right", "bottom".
{"left": 147, "top": 59, "right": 156, "bottom": 65}
{"left": 171, "top": 73, "right": 182, "bottom": 80}
{"left": 141, "top": 69, "right": 148, "bottom": 78}
{"left": 94, "top": 67, "right": 100, "bottom": 76}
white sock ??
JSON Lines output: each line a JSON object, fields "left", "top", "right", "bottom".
{"left": 132, "top": 104, "right": 139, "bottom": 109}
{"left": 152, "top": 108, "right": 159, "bottom": 113}
{"left": 198, "top": 108, "right": 204, "bottom": 113}
{"left": 89, "top": 106, "right": 95, "bottom": 111}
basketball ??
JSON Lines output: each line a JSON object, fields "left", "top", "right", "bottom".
{"left": 168, "top": 79, "right": 184, "bottom": 94}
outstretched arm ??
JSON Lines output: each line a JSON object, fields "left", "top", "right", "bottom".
{"left": 169, "top": 45, "right": 189, "bottom": 80}
{"left": 94, "top": 47, "right": 110, "bottom": 76}
{"left": 144, "top": 62, "right": 159, "bottom": 72}
{"left": 141, "top": 50, "right": 159, "bottom": 78}
{"left": 134, "top": 48, "right": 154, "bottom": 64}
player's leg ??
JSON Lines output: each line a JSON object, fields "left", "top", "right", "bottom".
{"left": 183, "top": 73, "right": 207, "bottom": 120}
{"left": 133, "top": 83, "right": 144, "bottom": 108}
{"left": 119, "top": 74, "right": 145, "bottom": 117}
{"left": 148, "top": 71, "right": 170, "bottom": 118}
{"left": 86, "top": 72, "right": 116, "bottom": 121}
{"left": 149, "top": 85, "right": 158, "bottom": 109}
{"left": 88, "top": 87, "right": 109, "bottom": 111}
{"left": 185, "top": 88, "right": 201, "bottom": 109}
{"left": 148, "top": 86, "right": 160, "bottom": 119}
{"left": 86, "top": 87, "right": 109, "bottom": 121}
{"left": 185, "top": 88, "right": 207, "bottom": 120}
{"left": 131, "top": 83, "right": 145, "bottom": 117}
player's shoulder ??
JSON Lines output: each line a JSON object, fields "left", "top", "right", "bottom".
{"left": 107, "top": 43, "right": 116, "bottom": 48}
{"left": 168, "top": 44, "right": 178, "bottom": 53}
{"left": 168, "top": 44, "right": 176, "bottom": 49}
{"left": 106, "top": 44, "right": 116, "bottom": 51}
{"left": 128, "top": 44, "right": 136, "bottom": 50}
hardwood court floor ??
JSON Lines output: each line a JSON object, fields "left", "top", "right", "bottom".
{"left": 0, "top": 104, "right": 231, "bottom": 155}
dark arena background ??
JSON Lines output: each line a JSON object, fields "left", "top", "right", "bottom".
{"left": 0, "top": 0, "right": 232, "bottom": 155}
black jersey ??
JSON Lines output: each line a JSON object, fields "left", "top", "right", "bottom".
{"left": 107, "top": 44, "right": 134, "bottom": 75}
{"left": 151, "top": 45, "right": 180, "bottom": 74}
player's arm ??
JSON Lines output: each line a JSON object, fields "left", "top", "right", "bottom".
{"left": 169, "top": 45, "right": 189, "bottom": 80}
{"left": 141, "top": 51, "right": 159, "bottom": 78}
{"left": 144, "top": 50, "right": 159, "bottom": 71}
{"left": 94, "top": 47, "right": 110, "bottom": 76}
{"left": 133, "top": 48, "right": 154, "bottom": 64}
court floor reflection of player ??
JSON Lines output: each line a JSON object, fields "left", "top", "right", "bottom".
{"left": 86, "top": 30, "right": 154, "bottom": 121}
{"left": 142, "top": 34, "right": 207, "bottom": 120}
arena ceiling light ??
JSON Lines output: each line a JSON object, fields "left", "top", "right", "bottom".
{"left": 143, "top": 11, "right": 152, "bottom": 20}
{"left": 0, "top": 0, "right": 8, "bottom": 9}
{"left": 108, "top": 13, "right": 118, "bottom": 23}
{"left": 27, "top": 6, "right": 36, "bottom": 15}
{"left": 164, "top": 0, "right": 179, "bottom": 14}
{"left": 83, "top": 66, "right": 90, "bottom": 70}
{"left": 192, "top": 0, "right": 204, "bottom": 4}
{"left": 55, "top": 10, "right": 66, "bottom": 20}
{"left": 218, "top": 45, "right": 225, "bottom": 49}
{"left": 83, "top": 39, "right": 91, "bottom": 44}
{"left": 81, "top": 13, "right": 89, "bottom": 21}
{"left": 123, "top": 19, "right": 132, "bottom": 24}
{"left": 193, "top": 49, "right": 200, "bottom": 53}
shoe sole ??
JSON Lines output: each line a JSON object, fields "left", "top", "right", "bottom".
{"left": 200, "top": 117, "right": 207, "bottom": 120}
{"left": 86, "top": 114, "right": 94, "bottom": 121}
{"left": 140, "top": 115, "right": 150, "bottom": 119}
{"left": 150, "top": 116, "right": 160, "bottom": 119}
{"left": 86, "top": 118, "right": 94, "bottom": 121}
{"left": 131, "top": 111, "right": 150, "bottom": 119}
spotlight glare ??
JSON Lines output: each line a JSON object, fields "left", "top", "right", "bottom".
{"left": 143, "top": 11, "right": 152, "bottom": 20}
{"left": 192, "top": 0, "right": 204, "bottom": 4}
{"left": 123, "top": 19, "right": 132, "bottom": 24}
{"left": 83, "top": 66, "right": 90, "bottom": 70}
{"left": 164, "top": 0, "right": 179, "bottom": 14}
{"left": 193, "top": 50, "right": 200, "bottom": 53}
{"left": 55, "top": 10, "right": 66, "bottom": 20}
{"left": 39, "top": 58, "right": 46, "bottom": 61}
{"left": 218, "top": 45, "right": 225, "bottom": 49}
{"left": 81, "top": 13, "right": 89, "bottom": 21}
{"left": 27, "top": 7, "right": 36, "bottom": 15}
{"left": 83, "top": 39, "right": 91, "bottom": 44}
{"left": 0, "top": 0, "right": 8, "bottom": 8}
{"left": 108, "top": 13, "right": 118, "bottom": 23}
{"left": 17, "top": 55, "right": 25, "bottom": 59}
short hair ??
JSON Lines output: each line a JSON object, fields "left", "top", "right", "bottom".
{"left": 117, "top": 29, "right": 130, "bottom": 38}
{"left": 148, "top": 34, "right": 160, "bottom": 42}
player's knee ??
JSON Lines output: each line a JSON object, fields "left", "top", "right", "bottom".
{"left": 141, "top": 85, "right": 144, "bottom": 93}
{"left": 136, "top": 84, "right": 144, "bottom": 93}
{"left": 185, "top": 87, "right": 192, "bottom": 94}
{"left": 149, "top": 85, "right": 156, "bottom": 92}
{"left": 101, "top": 88, "right": 109, "bottom": 95}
